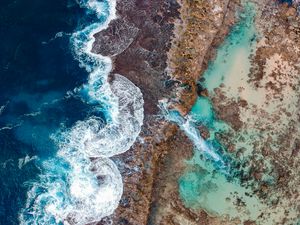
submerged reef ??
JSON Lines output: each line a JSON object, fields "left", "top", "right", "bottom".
{"left": 92, "top": 0, "right": 300, "bottom": 224}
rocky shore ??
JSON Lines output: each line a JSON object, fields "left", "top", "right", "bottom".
{"left": 92, "top": 0, "right": 240, "bottom": 224}
{"left": 92, "top": 0, "right": 300, "bottom": 224}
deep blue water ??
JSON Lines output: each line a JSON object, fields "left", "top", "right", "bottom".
{"left": 279, "top": 0, "right": 293, "bottom": 5}
{"left": 0, "top": 0, "right": 144, "bottom": 224}
{"left": 0, "top": 1, "right": 94, "bottom": 224}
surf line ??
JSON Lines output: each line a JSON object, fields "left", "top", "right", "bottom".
{"left": 19, "top": 1, "right": 144, "bottom": 224}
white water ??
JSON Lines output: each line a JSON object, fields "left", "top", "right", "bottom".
{"left": 0, "top": 101, "right": 9, "bottom": 116}
{"left": 159, "top": 100, "right": 225, "bottom": 168}
{"left": 19, "top": 0, "right": 144, "bottom": 224}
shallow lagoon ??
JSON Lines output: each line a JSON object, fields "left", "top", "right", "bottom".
{"left": 178, "top": 1, "right": 300, "bottom": 223}
{"left": 178, "top": 2, "right": 268, "bottom": 223}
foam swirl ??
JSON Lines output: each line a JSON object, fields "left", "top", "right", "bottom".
{"left": 19, "top": 0, "right": 144, "bottom": 224}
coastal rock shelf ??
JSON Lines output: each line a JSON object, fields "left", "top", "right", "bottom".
{"left": 93, "top": 0, "right": 300, "bottom": 224}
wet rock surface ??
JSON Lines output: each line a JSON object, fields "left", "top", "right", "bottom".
{"left": 93, "top": 17, "right": 139, "bottom": 57}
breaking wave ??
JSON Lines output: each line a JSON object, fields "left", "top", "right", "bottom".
{"left": 159, "top": 100, "right": 228, "bottom": 172}
{"left": 19, "top": 0, "right": 144, "bottom": 224}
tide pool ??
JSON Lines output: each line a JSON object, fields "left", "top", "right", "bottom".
{"left": 177, "top": 1, "right": 299, "bottom": 224}
{"left": 179, "top": 151, "right": 262, "bottom": 221}
{"left": 190, "top": 97, "right": 214, "bottom": 125}
{"left": 202, "top": 1, "right": 257, "bottom": 98}
{"left": 177, "top": 2, "right": 272, "bottom": 223}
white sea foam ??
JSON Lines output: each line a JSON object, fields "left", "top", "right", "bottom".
{"left": 181, "top": 118, "right": 223, "bottom": 163}
{"left": 0, "top": 121, "right": 23, "bottom": 132}
{"left": 43, "top": 32, "right": 69, "bottom": 44}
{"left": 0, "top": 106, "right": 5, "bottom": 116}
{"left": 25, "top": 157, "right": 123, "bottom": 225}
{"left": 0, "top": 101, "right": 9, "bottom": 116}
{"left": 18, "top": 155, "right": 38, "bottom": 169}
{"left": 159, "top": 99, "right": 225, "bottom": 166}
{"left": 20, "top": 0, "right": 144, "bottom": 224}
{"left": 74, "top": 75, "right": 144, "bottom": 158}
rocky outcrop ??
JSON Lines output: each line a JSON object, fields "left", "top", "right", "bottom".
{"left": 93, "top": 17, "right": 139, "bottom": 57}
{"left": 92, "top": 0, "right": 242, "bottom": 224}
{"left": 166, "top": 0, "right": 240, "bottom": 115}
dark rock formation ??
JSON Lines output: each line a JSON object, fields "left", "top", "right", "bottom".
{"left": 93, "top": 0, "right": 181, "bottom": 115}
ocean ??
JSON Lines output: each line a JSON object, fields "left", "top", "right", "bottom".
{"left": 0, "top": 0, "right": 144, "bottom": 224}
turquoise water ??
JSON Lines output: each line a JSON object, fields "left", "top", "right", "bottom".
{"left": 178, "top": 1, "right": 299, "bottom": 223}
{"left": 178, "top": 1, "right": 300, "bottom": 223}
{"left": 179, "top": 151, "right": 262, "bottom": 220}
{"left": 202, "top": 2, "right": 256, "bottom": 94}
{"left": 190, "top": 97, "right": 214, "bottom": 125}
{"left": 190, "top": 96, "right": 230, "bottom": 139}
{"left": 177, "top": 2, "right": 268, "bottom": 223}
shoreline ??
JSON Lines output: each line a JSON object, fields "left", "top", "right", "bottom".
{"left": 93, "top": 0, "right": 241, "bottom": 224}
